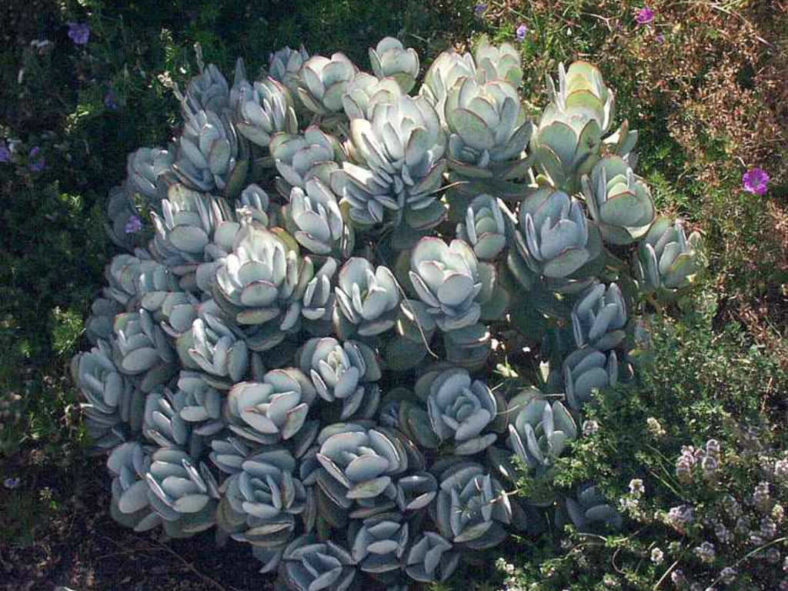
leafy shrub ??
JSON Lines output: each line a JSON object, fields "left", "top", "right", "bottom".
{"left": 69, "top": 33, "right": 712, "bottom": 589}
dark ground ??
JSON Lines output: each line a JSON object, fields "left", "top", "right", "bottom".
{"left": 0, "top": 454, "right": 273, "bottom": 591}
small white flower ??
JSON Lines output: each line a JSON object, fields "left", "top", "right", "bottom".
{"left": 650, "top": 547, "right": 664, "bottom": 564}
{"left": 629, "top": 478, "right": 645, "bottom": 496}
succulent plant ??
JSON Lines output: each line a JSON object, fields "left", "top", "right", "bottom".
{"left": 315, "top": 424, "right": 408, "bottom": 513}
{"left": 456, "top": 194, "right": 509, "bottom": 261}
{"left": 174, "top": 107, "right": 240, "bottom": 194}
{"left": 531, "top": 62, "right": 636, "bottom": 191}
{"left": 142, "top": 388, "right": 193, "bottom": 451}
{"left": 226, "top": 368, "right": 317, "bottom": 444}
{"left": 145, "top": 447, "right": 220, "bottom": 537}
{"left": 434, "top": 462, "right": 511, "bottom": 549}
{"left": 334, "top": 257, "right": 400, "bottom": 338}
{"left": 562, "top": 348, "right": 618, "bottom": 411}
{"left": 298, "top": 53, "right": 357, "bottom": 116}
{"left": 444, "top": 77, "right": 533, "bottom": 184}
{"left": 282, "top": 534, "right": 356, "bottom": 591}
{"left": 409, "top": 237, "right": 494, "bottom": 331}
{"left": 508, "top": 396, "right": 577, "bottom": 469}
{"left": 222, "top": 448, "right": 306, "bottom": 558}
{"left": 634, "top": 218, "right": 703, "bottom": 295}
{"left": 103, "top": 252, "right": 163, "bottom": 308}
{"left": 268, "top": 45, "right": 309, "bottom": 97}
{"left": 111, "top": 310, "right": 176, "bottom": 390}
{"left": 85, "top": 296, "right": 124, "bottom": 344}
{"left": 237, "top": 183, "right": 271, "bottom": 226}
{"left": 71, "top": 340, "right": 144, "bottom": 450}
{"left": 582, "top": 155, "right": 655, "bottom": 245}
{"left": 107, "top": 441, "right": 161, "bottom": 532}
{"left": 179, "top": 51, "right": 230, "bottom": 114}
{"left": 105, "top": 185, "right": 144, "bottom": 250}
{"left": 232, "top": 72, "right": 298, "bottom": 148}
{"left": 212, "top": 223, "right": 314, "bottom": 350}
{"left": 332, "top": 95, "right": 447, "bottom": 232}
{"left": 150, "top": 185, "right": 238, "bottom": 272}
{"left": 561, "top": 484, "right": 622, "bottom": 531}
{"left": 177, "top": 299, "right": 250, "bottom": 388}
{"left": 473, "top": 40, "right": 523, "bottom": 87}
{"left": 125, "top": 146, "right": 176, "bottom": 207}
{"left": 350, "top": 515, "right": 409, "bottom": 573}
{"left": 571, "top": 282, "right": 627, "bottom": 350}
{"left": 302, "top": 257, "right": 338, "bottom": 326}
{"left": 368, "top": 37, "right": 420, "bottom": 93}
{"left": 425, "top": 367, "right": 498, "bottom": 455}
{"left": 285, "top": 179, "right": 349, "bottom": 256}
{"left": 513, "top": 187, "right": 601, "bottom": 283}
{"left": 173, "top": 371, "right": 225, "bottom": 436}
{"left": 158, "top": 292, "right": 200, "bottom": 338}
{"left": 271, "top": 126, "right": 344, "bottom": 196}
{"left": 298, "top": 337, "right": 381, "bottom": 420}
{"left": 76, "top": 40, "right": 703, "bottom": 590}
{"left": 342, "top": 73, "right": 402, "bottom": 120}
{"left": 405, "top": 532, "right": 459, "bottom": 582}
{"left": 420, "top": 50, "right": 476, "bottom": 120}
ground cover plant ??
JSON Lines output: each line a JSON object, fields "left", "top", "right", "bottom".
{"left": 0, "top": 1, "right": 785, "bottom": 590}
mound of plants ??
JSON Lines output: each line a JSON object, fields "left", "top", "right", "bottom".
{"left": 71, "top": 37, "right": 704, "bottom": 590}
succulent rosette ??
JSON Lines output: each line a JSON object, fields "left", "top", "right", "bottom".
{"left": 212, "top": 223, "right": 314, "bottom": 350}
{"left": 582, "top": 155, "right": 655, "bottom": 245}
{"left": 271, "top": 126, "right": 345, "bottom": 196}
{"left": 333, "top": 257, "right": 401, "bottom": 338}
{"left": 342, "top": 72, "right": 402, "bottom": 120}
{"left": 368, "top": 37, "right": 420, "bottom": 93}
{"left": 511, "top": 187, "right": 602, "bottom": 291}
{"left": 282, "top": 534, "right": 356, "bottom": 591}
{"left": 298, "top": 337, "right": 381, "bottom": 420}
{"left": 433, "top": 462, "right": 512, "bottom": 549}
{"left": 634, "top": 217, "right": 703, "bottom": 295}
{"left": 332, "top": 95, "right": 447, "bottom": 233}
{"left": 507, "top": 395, "right": 577, "bottom": 469}
{"left": 456, "top": 194, "right": 510, "bottom": 261}
{"left": 425, "top": 367, "right": 499, "bottom": 455}
{"left": 285, "top": 178, "right": 350, "bottom": 256}
{"left": 268, "top": 45, "right": 309, "bottom": 97}
{"left": 297, "top": 53, "right": 357, "bottom": 116}
{"left": 571, "top": 281, "right": 627, "bottom": 350}
{"left": 226, "top": 368, "right": 317, "bottom": 445}
{"left": 409, "top": 237, "right": 494, "bottom": 332}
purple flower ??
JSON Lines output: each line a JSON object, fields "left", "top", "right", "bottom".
{"left": 474, "top": 3, "right": 488, "bottom": 15}
{"left": 0, "top": 143, "right": 11, "bottom": 163}
{"left": 516, "top": 24, "right": 528, "bottom": 42}
{"left": 28, "top": 147, "right": 45, "bottom": 172}
{"left": 655, "top": 33, "right": 665, "bottom": 44}
{"left": 635, "top": 6, "right": 655, "bottom": 25}
{"left": 67, "top": 22, "right": 90, "bottom": 46}
{"left": 3, "top": 477, "right": 20, "bottom": 489}
{"left": 124, "top": 215, "right": 143, "bottom": 234}
{"left": 104, "top": 89, "right": 119, "bottom": 111}
{"left": 742, "top": 168, "right": 769, "bottom": 195}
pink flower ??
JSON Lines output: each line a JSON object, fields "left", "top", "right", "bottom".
{"left": 742, "top": 168, "right": 769, "bottom": 195}
{"left": 636, "top": 6, "right": 655, "bottom": 25}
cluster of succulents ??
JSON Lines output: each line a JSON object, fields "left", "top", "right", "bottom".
{"left": 73, "top": 37, "right": 704, "bottom": 589}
